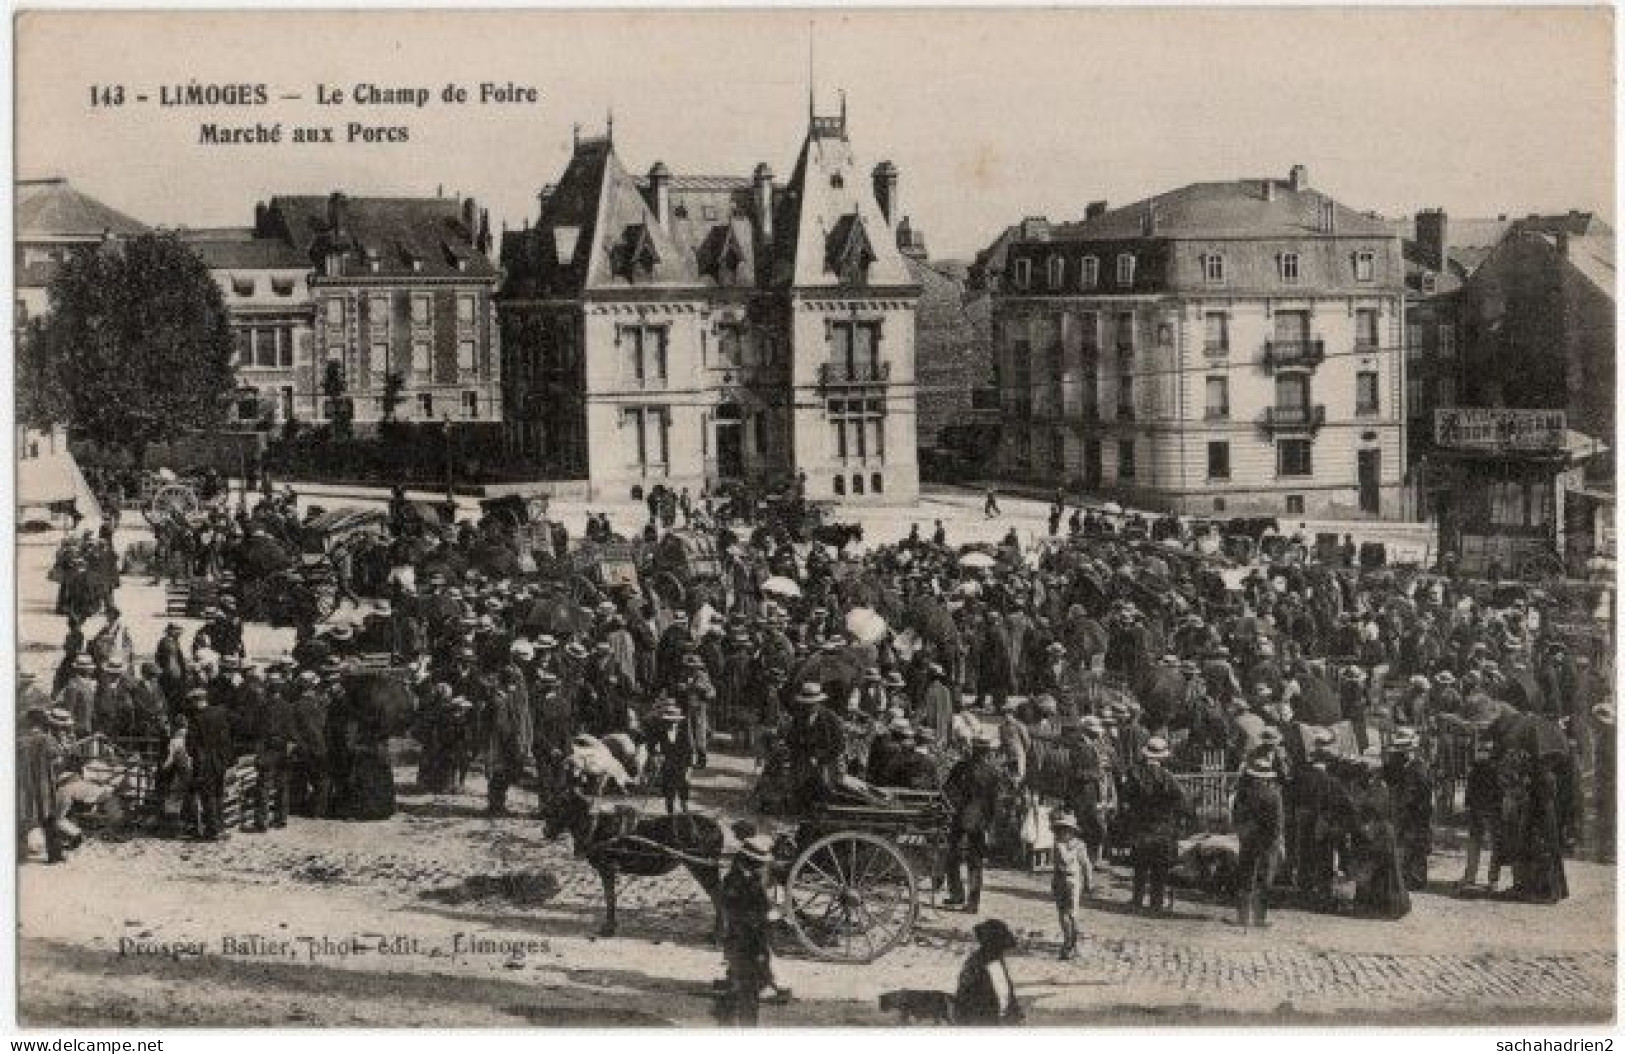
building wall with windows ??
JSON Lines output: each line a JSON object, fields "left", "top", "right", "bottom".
{"left": 500, "top": 108, "right": 920, "bottom": 502}
{"left": 987, "top": 167, "right": 1407, "bottom": 518}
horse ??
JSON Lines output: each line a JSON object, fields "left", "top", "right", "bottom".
{"left": 539, "top": 778, "right": 726, "bottom": 940}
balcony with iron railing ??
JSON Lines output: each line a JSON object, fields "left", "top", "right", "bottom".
{"left": 1262, "top": 339, "right": 1326, "bottom": 371}
{"left": 819, "top": 360, "right": 892, "bottom": 386}
{"left": 1260, "top": 404, "right": 1326, "bottom": 432}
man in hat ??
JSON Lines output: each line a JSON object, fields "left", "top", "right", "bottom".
{"left": 186, "top": 686, "right": 235, "bottom": 840}
{"left": 649, "top": 698, "right": 698, "bottom": 814}
{"left": 1459, "top": 722, "right": 1505, "bottom": 893}
{"left": 784, "top": 682, "right": 845, "bottom": 811}
{"left": 1121, "top": 736, "right": 1187, "bottom": 913}
{"left": 1232, "top": 754, "right": 1284, "bottom": 927}
{"left": 717, "top": 835, "right": 781, "bottom": 1026}
{"left": 867, "top": 716, "right": 910, "bottom": 787}
{"left": 943, "top": 736, "right": 1004, "bottom": 913}
{"left": 677, "top": 652, "right": 716, "bottom": 769}
{"left": 289, "top": 670, "right": 331, "bottom": 818}
{"left": 248, "top": 664, "right": 295, "bottom": 832}
{"left": 18, "top": 707, "right": 67, "bottom": 864}
{"left": 918, "top": 662, "right": 956, "bottom": 743}
{"left": 93, "top": 657, "right": 137, "bottom": 739}
{"left": 1294, "top": 729, "right": 1340, "bottom": 906}
{"left": 484, "top": 663, "right": 533, "bottom": 818}
{"left": 55, "top": 654, "right": 99, "bottom": 734}
{"left": 1383, "top": 727, "right": 1433, "bottom": 890}
{"left": 1592, "top": 702, "right": 1615, "bottom": 864}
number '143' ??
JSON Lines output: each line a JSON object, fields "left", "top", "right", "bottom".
{"left": 90, "top": 85, "right": 125, "bottom": 107}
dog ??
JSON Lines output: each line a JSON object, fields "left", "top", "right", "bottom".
{"left": 878, "top": 989, "right": 956, "bottom": 1025}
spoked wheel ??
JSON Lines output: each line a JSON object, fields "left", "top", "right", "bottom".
{"left": 785, "top": 831, "right": 919, "bottom": 964}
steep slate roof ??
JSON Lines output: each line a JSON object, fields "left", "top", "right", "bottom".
{"left": 1060, "top": 178, "right": 1394, "bottom": 241}
{"left": 503, "top": 117, "right": 916, "bottom": 298}
{"left": 777, "top": 125, "right": 914, "bottom": 288}
{"left": 181, "top": 227, "right": 309, "bottom": 270}
{"left": 16, "top": 178, "right": 147, "bottom": 240}
{"left": 262, "top": 195, "right": 497, "bottom": 280}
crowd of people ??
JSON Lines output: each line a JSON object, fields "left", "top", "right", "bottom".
{"left": 17, "top": 484, "right": 1615, "bottom": 1009}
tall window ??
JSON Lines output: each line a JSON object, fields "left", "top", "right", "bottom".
{"left": 829, "top": 320, "right": 882, "bottom": 381}
{"left": 411, "top": 294, "right": 432, "bottom": 326}
{"left": 1204, "top": 312, "right": 1229, "bottom": 355}
{"left": 456, "top": 294, "right": 477, "bottom": 324}
{"left": 1354, "top": 251, "right": 1375, "bottom": 282}
{"left": 1013, "top": 259, "right": 1032, "bottom": 289}
{"left": 371, "top": 341, "right": 390, "bottom": 385}
{"left": 1047, "top": 256, "right": 1065, "bottom": 288}
{"left": 1356, "top": 371, "right": 1380, "bottom": 414}
{"left": 1205, "top": 376, "right": 1229, "bottom": 419}
{"left": 411, "top": 338, "right": 432, "bottom": 381}
{"left": 457, "top": 339, "right": 478, "bottom": 376}
{"left": 1278, "top": 438, "right": 1313, "bottom": 477}
{"left": 1274, "top": 309, "right": 1311, "bottom": 347}
{"left": 1081, "top": 256, "right": 1100, "bottom": 289}
{"left": 1117, "top": 439, "right": 1136, "bottom": 479}
{"left": 1116, "top": 253, "right": 1136, "bottom": 286}
{"left": 1275, "top": 374, "right": 1310, "bottom": 411}
{"left": 830, "top": 397, "right": 886, "bottom": 464}
{"left": 1279, "top": 252, "right": 1301, "bottom": 283}
{"left": 1115, "top": 312, "right": 1135, "bottom": 353}
{"left": 1355, "top": 308, "right": 1380, "bottom": 348}
{"left": 1207, "top": 441, "right": 1230, "bottom": 480}
{"left": 1203, "top": 254, "right": 1226, "bottom": 284}
{"left": 324, "top": 297, "right": 345, "bottom": 330}
{"left": 718, "top": 324, "right": 747, "bottom": 368}
{"left": 369, "top": 295, "right": 390, "bottom": 337}
{"left": 236, "top": 326, "right": 294, "bottom": 369}
{"left": 624, "top": 406, "right": 671, "bottom": 470}
{"left": 461, "top": 391, "right": 480, "bottom": 418}
{"left": 417, "top": 392, "right": 434, "bottom": 417}
{"left": 1078, "top": 311, "right": 1099, "bottom": 351}
{"left": 623, "top": 325, "right": 669, "bottom": 384}
{"left": 1117, "top": 375, "right": 1135, "bottom": 419}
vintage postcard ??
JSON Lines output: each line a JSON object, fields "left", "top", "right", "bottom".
{"left": 11, "top": 6, "right": 1617, "bottom": 1030}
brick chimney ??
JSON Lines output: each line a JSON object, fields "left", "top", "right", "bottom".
{"left": 1261, "top": 179, "right": 1275, "bottom": 202}
{"left": 462, "top": 197, "right": 478, "bottom": 235}
{"left": 872, "top": 160, "right": 899, "bottom": 228}
{"left": 1020, "top": 216, "right": 1050, "bottom": 241}
{"left": 1288, "top": 164, "right": 1307, "bottom": 192}
{"left": 1415, "top": 208, "right": 1449, "bottom": 273}
{"left": 1085, "top": 200, "right": 1108, "bottom": 219}
{"left": 752, "top": 163, "right": 775, "bottom": 243}
{"left": 647, "top": 162, "right": 671, "bottom": 226}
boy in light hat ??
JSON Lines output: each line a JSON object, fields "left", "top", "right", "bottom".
{"left": 1050, "top": 810, "right": 1091, "bottom": 959}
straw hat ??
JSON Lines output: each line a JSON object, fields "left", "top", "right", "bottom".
{"left": 1050, "top": 810, "right": 1080, "bottom": 832}
{"left": 47, "top": 707, "right": 74, "bottom": 728}
{"left": 1142, "top": 736, "right": 1171, "bottom": 761}
{"left": 737, "top": 835, "right": 775, "bottom": 864}
{"left": 793, "top": 682, "right": 827, "bottom": 705}
{"left": 1245, "top": 756, "right": 1278, "bottom": 779}
{"left": 1388, "top": 727, "right": 1420, "bottom": 751}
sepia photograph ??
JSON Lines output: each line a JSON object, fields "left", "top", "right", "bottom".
{"left": 9, "top": 5, "right": 1618, "bottom": 1030}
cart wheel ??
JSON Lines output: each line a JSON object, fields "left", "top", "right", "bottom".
{"left": 785, "top": 831, "right": 918, "bottom": 964}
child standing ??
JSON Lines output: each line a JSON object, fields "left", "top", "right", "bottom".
{"left": 1050, "top": 810, "right": 1092, "bottom": 960}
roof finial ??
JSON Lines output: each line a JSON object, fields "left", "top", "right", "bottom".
{"left": 607, "top": 107, "right": 614, "bottom": 145}
{"left": 573, "top": 123, "right": 580, "bottom": 151}
{"left": 839, "top": 89, "right": 847, "bottom": 132}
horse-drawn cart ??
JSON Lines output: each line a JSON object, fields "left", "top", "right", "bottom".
{"left": 779, "top": 789, "right": 948, "bottom": 963}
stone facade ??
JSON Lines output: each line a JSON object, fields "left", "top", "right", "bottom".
{"left": 500, "top": 108, "right": 920, "bottom": 503}
{"left": 987, "top": 168, "right": 1409, "bottom": 519}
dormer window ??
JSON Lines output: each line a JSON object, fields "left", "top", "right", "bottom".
{"left": 1081, "top": 256, "right": 1099, "bottom": 289}
{"left": 1279, "top": 252, "right": 1301, "bottom": 283}
{"left": 830, "top": 173, "right": 844, "bottom": 189}
{"left": 1354, "top": 251, "right": 1375, "bottom": 282}
{"left": 1013, "top": 258, "right": 1032, "bottom": 290}
{"left": 231, "top": 276, "right": 256, "bottom": 297}
{"left": 826, "top": 213, "right": 876, "bottom": 286}
{"left": 1116, "top": 253, "right": 1136, "bottom": 286}
{"left": 618, "top": 224, "right": 661, "bottom": 281}
{"left": 271, "top": 277, "right": 295, "bottom": 297}
{"left": 1046, "top": 256, "right": 1065, "bottom": 288}
{"left": 1203, "top": 254, "right": 1226, "bottom": 284}
{"left": 1421, "top": 271, "right": 1438, "bottom": 294}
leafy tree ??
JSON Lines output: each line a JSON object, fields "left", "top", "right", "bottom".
{"left": 321, "top": 360, "right": 354, "bottom": 441}
{"left": 28, "top": 233, "right": 236, "bottom": 464}
{"left": 15, "top": 317, "right": 68, "bottom": 431}
{"left": 380, "top": 370, "right": 406, "bottom": 424}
